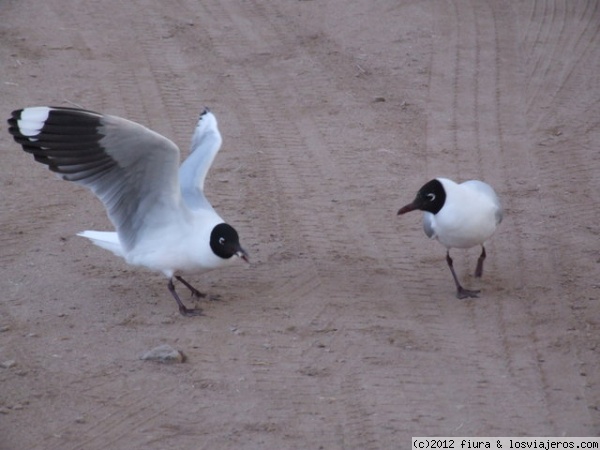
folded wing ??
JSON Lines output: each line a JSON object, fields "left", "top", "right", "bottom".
{"left": 461, "top": 180, "right": 503, "bottom": 225}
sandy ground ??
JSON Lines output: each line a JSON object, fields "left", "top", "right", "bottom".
{"left": 1, "top": 0, "right": 599, "bottom": 448}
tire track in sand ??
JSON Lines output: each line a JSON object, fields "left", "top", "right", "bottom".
{"left": 418, "top": 0, "right": 584, "bottom": 434}
{"left": 182, "top": 0, "right": 412, "bottom": 446}
{"left": 514, "top": 0, "right": 600, "bottom": 432}
{"left": 425, "top": 0, "right": 597, "bottom": 434}
{"left": 232, "top": 2, "right": 450, "bottom": 444}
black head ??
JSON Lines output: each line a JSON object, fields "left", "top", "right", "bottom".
{"left": 210, "top": 223, "right": 249, "bottom": 261}
{"left": 397, "top": 179, "right": 446, "bottom": 215}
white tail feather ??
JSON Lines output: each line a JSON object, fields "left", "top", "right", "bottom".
{"left": 77, "top": 231, "right": 124, "bottom": 257}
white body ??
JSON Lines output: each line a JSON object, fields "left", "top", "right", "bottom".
{"left": 423, "top": 178, "right": 503, "bottom": 249}
{"left": 78, "top": 211, "right": 231, "bottom": 277}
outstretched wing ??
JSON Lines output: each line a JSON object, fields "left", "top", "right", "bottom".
{"left": 8, "top": 106, "right": 182, "bottom": 251}
{"left": 178, "top": 108, "right": 222, "bottom": 211}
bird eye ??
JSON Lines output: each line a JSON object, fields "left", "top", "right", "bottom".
{"left": 426, "top": 193, "right": 436, "bottom": 201}
{"left": 219, "top": 237, "right": 225, "bottom": 245}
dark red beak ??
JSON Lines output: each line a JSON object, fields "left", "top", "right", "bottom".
{"left": 236, "top": 247, "right": 250, "bottom": 263}
{"left": 397, "top": 203, "right": 418, "bottom": 215}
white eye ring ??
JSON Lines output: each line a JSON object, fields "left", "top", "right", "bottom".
{"left": 219, "top": 237, "right": 225, "bottom": 245}
{"left": 427, "top": 193, "right": 436, "bottom": 201}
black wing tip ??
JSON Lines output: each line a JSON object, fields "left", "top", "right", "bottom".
{"left": 8, "top": 106, "right": 107, "bottom": 166}
{"left": 8, "top": 107, "right": 105, "bottom": 138}
{"left": 8, "top": 106, "right": 103, "bottom": 121}
{"left": 7, "top": 123, "right": 19, "bottom": 136}
{"left": 7, "top": 109, "right": 23, "bottom": 128}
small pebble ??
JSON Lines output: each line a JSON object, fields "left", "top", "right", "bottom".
{"left": 1, "top": 360, "right": 16, "bottom": 369}
{"left": 140, "top": 344, "right": 184, "bottom": 364}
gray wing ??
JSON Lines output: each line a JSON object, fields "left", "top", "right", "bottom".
{"left": 422, "top": 212, "right": 436, "bottom": 238}
{"left": 462, "top": 179, "right": 503, "bottom": 225}
{"left": 178, "top": 109, "right": 222, "bottom": 211}
{"left": 8, "top": 106, "right": 182, "bottom": 251}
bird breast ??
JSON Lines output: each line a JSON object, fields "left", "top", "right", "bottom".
{"left": 428, "top": 200, "right": 499, "bottom": 249}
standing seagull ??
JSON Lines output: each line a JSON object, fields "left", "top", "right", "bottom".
{"left": 397, "top": 178, "right": 502, "bottom": 298}
{"left": 8, "top": 106, "right": 249, "bottom": 316}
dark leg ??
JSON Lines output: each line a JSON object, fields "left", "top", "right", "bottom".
{"left": 168, "top": 279, "right": 203, "bottom": 317}
{"left": 446, "top": 250, "right": 480, "bottom": 299}
{"left": 176, "top": 276, "right": 222, "bottom": 302}
{"left": 175, "top": 275, "right": 207, "bottom": 298}
{"left": 475, "top": 245, "right": 486, "bottom": 278}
